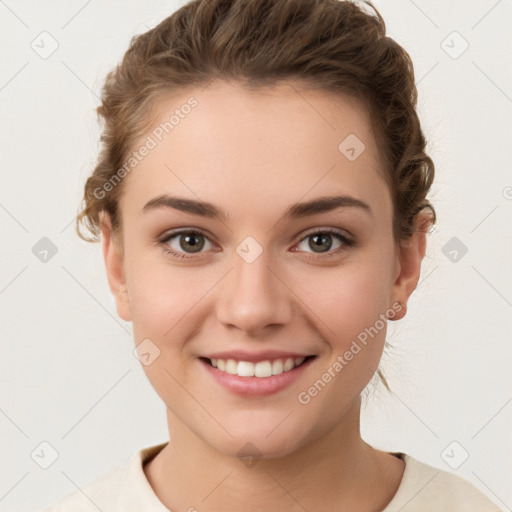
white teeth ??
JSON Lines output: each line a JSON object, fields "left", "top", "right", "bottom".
{"left": 254, "top": 360, "right": 272, "bottom": 378}
{"left": 208, "top": 356, "right": 309, "bottom": 378}
{"left": 283, "top": 358, "right": 294, "bottom": 372}
{"left": 237, "top": 361, "right": 255, "bottom": 377}
{"left": 225, "top": 359, "right": 238, "bottom": 375}
{"left": 271, "top": 359, "right": 283, "bottom": 375}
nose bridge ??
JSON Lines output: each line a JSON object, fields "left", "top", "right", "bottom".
{"left": 216, "top": 239, "right": 292, "bottom": 332}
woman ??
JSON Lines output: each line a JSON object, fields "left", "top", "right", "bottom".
{"left": 42, "top": 0, "right": 502, "bottom": 510}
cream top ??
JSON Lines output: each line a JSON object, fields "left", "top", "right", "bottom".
{"left": 41, "top": 442, "right": 502, "bottom": 511}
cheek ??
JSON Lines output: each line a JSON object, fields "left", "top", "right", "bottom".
{"left": 127, "top": 263, "right": 206, "bottom": 399}
{"left": 295, "top": 257, "right": 392, "bottom": 343}
{"left": 124, "top": 242, "right": 209, "bottom": 337}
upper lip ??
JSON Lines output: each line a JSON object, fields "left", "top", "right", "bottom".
{"left": 201, "top": 350, "right": 315, "bottom": 363}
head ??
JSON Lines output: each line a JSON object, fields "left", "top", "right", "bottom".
{"left": 77, "top": 0, "right": 436, "bottom": 459}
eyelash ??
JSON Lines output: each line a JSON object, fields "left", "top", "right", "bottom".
{"left": 157, "top": 228, "right": 354, "bottom": 261}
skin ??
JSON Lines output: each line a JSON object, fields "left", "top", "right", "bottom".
{"left": 101, "top": 79, "right": 430, "bottom": 511}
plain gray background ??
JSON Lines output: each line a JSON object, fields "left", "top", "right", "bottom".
{"left": 0, "top": 0, "right": 511, "bottom": 510}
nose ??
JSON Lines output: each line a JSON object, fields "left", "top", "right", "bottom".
{"left": 215, "top": 248, "right": 293, "bottom": 335}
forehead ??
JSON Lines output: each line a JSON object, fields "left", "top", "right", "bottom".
{"left": 120, "top": 80, "right": 391, "bottom": 222}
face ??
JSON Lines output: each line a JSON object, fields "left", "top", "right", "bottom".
{"left": 102, "top": 80, "right": 423, "bottom": 459}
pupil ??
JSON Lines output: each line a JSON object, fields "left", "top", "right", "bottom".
{"left": 310, "top": 233, "right": 332, "bottom": 252}
{"left": 180, "top": 233, "right": 204, "bottom": 253}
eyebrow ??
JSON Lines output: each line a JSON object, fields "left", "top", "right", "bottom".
{"left": 142, "top": 194, "right": 372, "bottom": 221}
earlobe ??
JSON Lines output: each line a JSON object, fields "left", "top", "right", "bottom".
{"left": 100, "top": 212, "right": 132, "bottom": 322}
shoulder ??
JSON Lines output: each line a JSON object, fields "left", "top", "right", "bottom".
{"left": 40, "top": 464, "right": 126, "bottom": 511}
{"left": 383, "top": 453, "right": 503, "bottom": 512}
{"left": 40, "top": 442, "right": 169, "bottom": 511}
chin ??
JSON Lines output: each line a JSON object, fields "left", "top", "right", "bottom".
{"left": 199, "top": 418, "right": 313, "bottom": 462}
{"left": 214, "top": 435, "right": 301, "bottom": 461}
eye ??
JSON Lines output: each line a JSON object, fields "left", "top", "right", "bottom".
{"left": 293, "top": 228, "right": 353, "bottom": 259}
{"left": 158, "top": 229, "right": 215, "bottom": 259}
{"left": 157, "top": 227, "right": 353, "bottom": 260}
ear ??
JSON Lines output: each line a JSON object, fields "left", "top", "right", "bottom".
{"left": 100, "top": 212, "right": 131, "bottom": 322}
{"left": 389, "top": 211, "right": 432, "bottom": 321}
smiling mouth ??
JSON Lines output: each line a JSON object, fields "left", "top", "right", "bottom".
{"left": 200, "top": 355, "right": 316, "bottom": 378}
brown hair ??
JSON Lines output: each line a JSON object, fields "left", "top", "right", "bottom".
{"left": 76, "top": 0, "right": 436, "bottom": 245}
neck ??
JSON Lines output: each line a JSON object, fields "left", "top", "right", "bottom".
{"left": 144, "top": 397, "right": 404, "bottom": 511}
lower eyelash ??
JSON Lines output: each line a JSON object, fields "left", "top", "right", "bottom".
{"left": 158, "top": 229, "right": 353, "bottom": 260}
{"left": 162, "top": 247, "right": 190, "bottom": 259}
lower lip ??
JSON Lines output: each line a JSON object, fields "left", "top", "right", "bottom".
{"left": 199, "top": 357, "right": 316, "bottom": 397}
